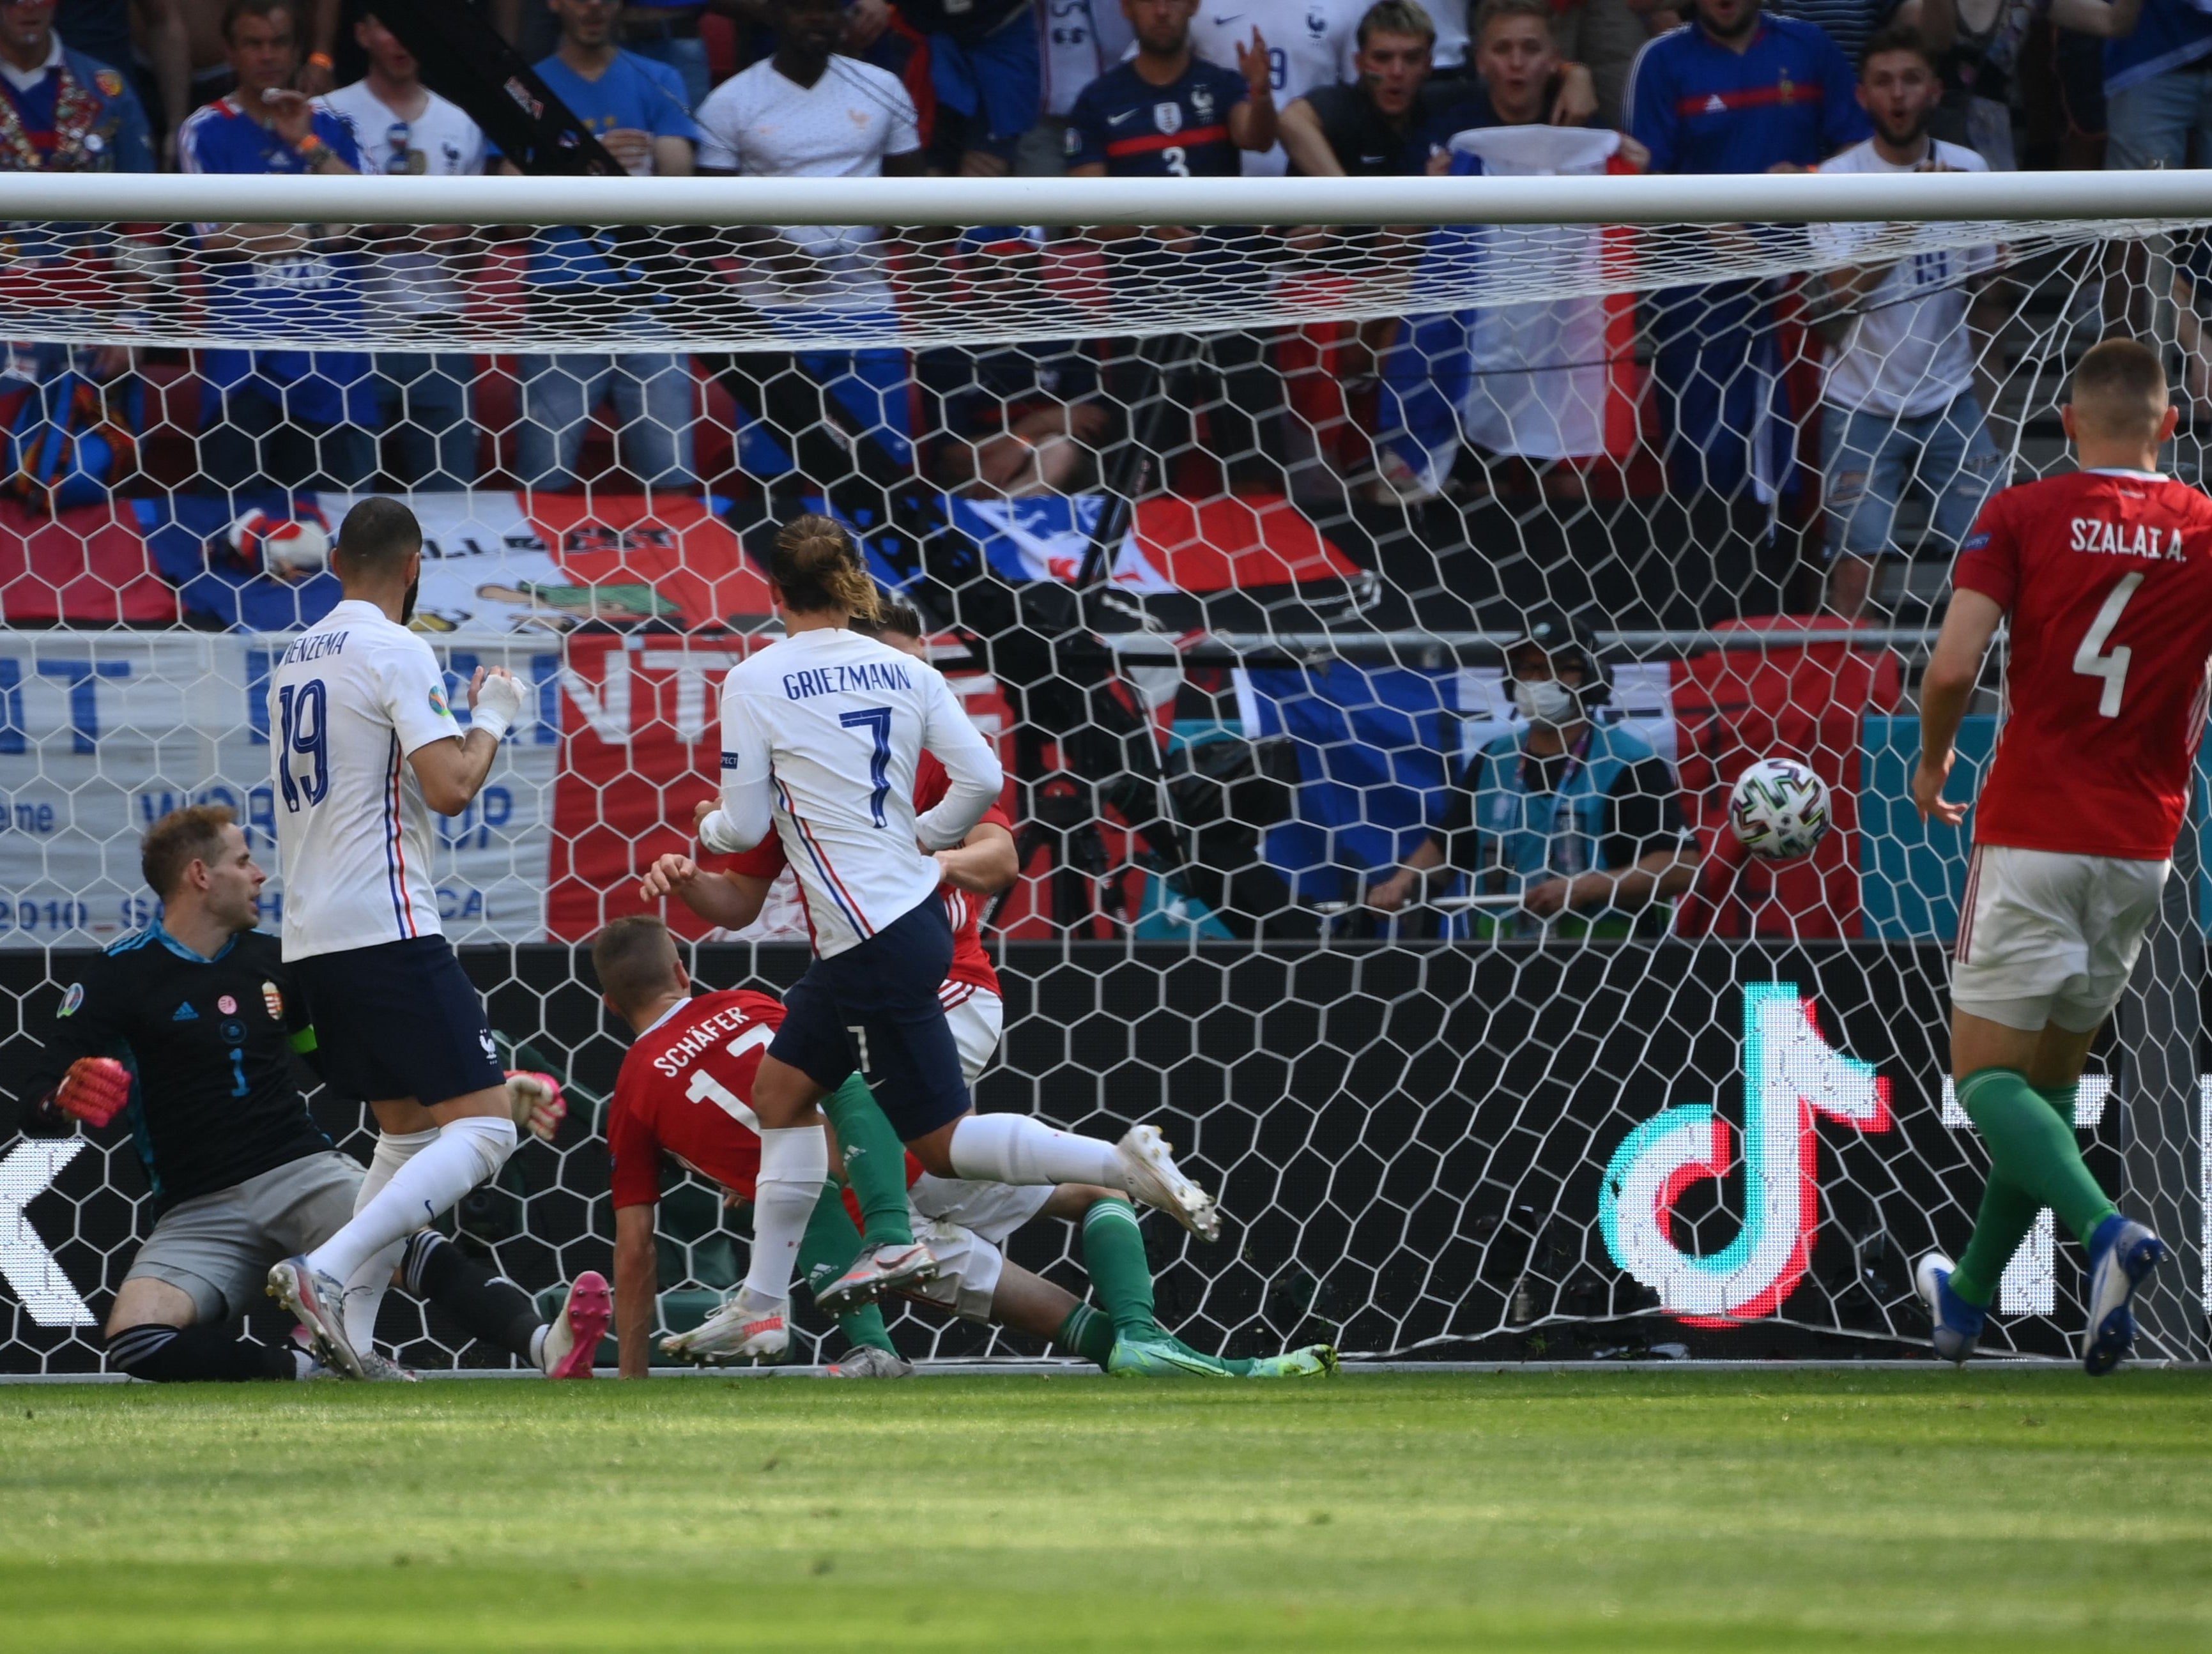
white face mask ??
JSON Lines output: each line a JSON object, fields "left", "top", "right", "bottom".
{"left": 1512, "top": 678, "right": 1579, "bottom": 727}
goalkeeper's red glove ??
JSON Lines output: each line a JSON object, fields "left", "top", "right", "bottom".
{"left": 56, "top": 1057, "right": 132, "bottom": 1128}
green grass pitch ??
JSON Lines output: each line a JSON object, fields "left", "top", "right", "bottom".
{"left": 4, "top": 1370, "right": 2209, "bottom": 1652}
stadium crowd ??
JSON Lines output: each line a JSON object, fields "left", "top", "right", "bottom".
{"left": 0, "top": 0, "right": 2191, "bottom": 611}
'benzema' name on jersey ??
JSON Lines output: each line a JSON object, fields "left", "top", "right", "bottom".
{"left": 782, "top": 661, "right": 916, "bottom": 700}
{"left": 2070, "top": 518, "right": 2187, "bottom": 560}
{"left": 279, "top": 630, "right": 351, "bottom": 666}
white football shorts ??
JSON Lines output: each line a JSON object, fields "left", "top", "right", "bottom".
{"left": 899, "top": 1173, "right": 1054, "bottom": 1323}
{"left": 1952, "top": 845, "right": 2169, "bottom": 1033}
{"left": 942, "top": 983, "right": 1004, "bottom": 1087}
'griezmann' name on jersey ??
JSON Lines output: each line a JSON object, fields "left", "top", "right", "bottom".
{"left": 783, "top": 661, "right": 914, "bottom": 700}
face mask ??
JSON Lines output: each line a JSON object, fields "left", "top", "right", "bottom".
{"left": 1512, "top": 678, "right": 1578, "bottom": 727}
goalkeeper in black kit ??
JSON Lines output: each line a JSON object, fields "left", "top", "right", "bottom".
{"left": 17, "top": 804, "right": 608, "bottom": 1382}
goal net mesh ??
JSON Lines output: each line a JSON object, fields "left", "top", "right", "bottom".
{"left": 1, "top": 200, "right": 2208, "bottom": 1372}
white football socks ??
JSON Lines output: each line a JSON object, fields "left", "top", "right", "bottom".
{"left": 340, "top": 1127, "right": 437, "bottom": 1352}
{"left": 307, "top": 1115, "right": 516, "bottom": 1288}
{"left": 743, "top": 1124, "right": 829, "bottom": 1305}
{"left": 949, "top": 1114, "right": 1126, "bottom": 1190}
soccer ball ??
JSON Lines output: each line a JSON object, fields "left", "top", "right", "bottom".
{"left": 229, "top": 509, "right": 330, "bottom": 581}
{"left": 1728, "top": 757, "right": 1831, "bottom": 862}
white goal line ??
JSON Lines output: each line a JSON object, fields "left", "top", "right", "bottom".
{"left": 2, "top": 168, "right": 2211, "bottom": 229}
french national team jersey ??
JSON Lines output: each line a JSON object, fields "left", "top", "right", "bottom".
{"left": 1066, "top": 58, "right": 1249, "bottom": 176}
{"left": 716, "top": 626, "right": 1004, "bottom": 958}
{"left": 268, "top": 599, "right": 462, "bottom": 958}
{"left": 1953, "top": 470, "right": 2212, "bottom": 861}
{"left": 1811, "top": 139, "right": 1996, "bottom": 418}
{"left": 1625, "top": 17, "right": 1868, "bottom": 176}
{"left": 1188, "top": 0, "right": 1359, "bottom": 176}
{"left": 728, "top": 749, "right": 1011, "bottom": 995}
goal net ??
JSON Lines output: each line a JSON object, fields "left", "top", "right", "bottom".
{"left": 1, "top": 172, "right": 2207, "bottom": 1372}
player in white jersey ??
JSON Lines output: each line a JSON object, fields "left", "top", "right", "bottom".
{"left": 261, "top": 497, "right": 532, "bottom": 1379}
{"left": 691, "top": 516, "right": 1222, "bottom": 1358}
{"left": 1190, "top": 0, "right": 1363, "bottom": 174}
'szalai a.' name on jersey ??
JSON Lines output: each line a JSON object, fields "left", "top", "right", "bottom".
{"left": 268, "top": 598, "right": 461, "bottom": 959}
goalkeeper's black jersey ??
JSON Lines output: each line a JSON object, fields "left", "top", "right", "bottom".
{"left": 19, "top": 926, "right": 332, "bottom": 1209}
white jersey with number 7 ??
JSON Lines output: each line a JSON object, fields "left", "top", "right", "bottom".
{"left": 268, "top": 598, "right": 461, "bottom": 960}
{"left": 702, "top": 626, "right": 1005, "bottom": 958}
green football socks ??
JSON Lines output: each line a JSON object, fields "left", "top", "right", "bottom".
{"left": 1054, "top": 1302, "right": 1116, "bottom": 1367}
{"left": 820, "top": 1073, "right": 916, "bottom": 1250}
{"left": 1080, "top": 1197, "right": 1162, "bottom": 1337}
{"left": 1948, "top": 1069, "right": 2119, "bottom": 1308}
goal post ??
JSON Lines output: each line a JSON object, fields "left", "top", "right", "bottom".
{"left": 0, "top": 174, "right": 2208, "bottom": 1373}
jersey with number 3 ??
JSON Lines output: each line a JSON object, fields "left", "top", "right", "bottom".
{"left": 607, "top": 989, "right": 785, "bottom": 1209}
{"left": 267, "top": 598, "right": 461, "bottom": 959}
{"left": 1066, "top": 59, "right": 1249, "bottom": 176}
{"left": 1953, "top": 469, "right": 2212, "bottom": 861}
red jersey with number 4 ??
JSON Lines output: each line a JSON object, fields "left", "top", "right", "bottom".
{"left": 607, "top": 989, "right": 785, "bottom": 1209}
{"left": 728, "top": 752, "right": 1008, "bottom": 997}
{"left": 1953, "top": 470, "right": 2212, "bottom": 861}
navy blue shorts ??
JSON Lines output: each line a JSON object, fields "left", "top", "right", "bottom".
{"left": 293, "top": 936, "right": 505, "bottom": 1106}
{"left": 769, "top": 897, "right": 971, "bottom": 1140}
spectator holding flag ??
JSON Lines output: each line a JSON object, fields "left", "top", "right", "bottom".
{"left": 177, "top": 0, "right": 377, "bottom": 503}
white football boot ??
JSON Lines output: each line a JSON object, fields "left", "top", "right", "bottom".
{"left": 659, "top": 1290, "right": 789, "bottom": 1365}
{"left": 1114, "top": 1125, "right": 1221, "bottom": 1242}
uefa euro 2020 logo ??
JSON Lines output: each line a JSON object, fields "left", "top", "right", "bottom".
{"left": 1601, "top": 983, "right": 1894, "bottom": 1324}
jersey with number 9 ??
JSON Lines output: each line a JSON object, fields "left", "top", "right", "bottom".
{"left": 266, "top": 598, "right": 462, "bottom": 959}
{"left": 1953, "top": 469, "right": 2212, "bottom": 860}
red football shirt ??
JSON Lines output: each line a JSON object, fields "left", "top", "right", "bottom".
{"left": 607, "top": 989, "right": 784, "bottom": 1210}
{"left": 1953, "top": 470, "right": 2212, "bottom": 860}
{"left": 726, "top": 752, "right": 1009, "bottom": 997}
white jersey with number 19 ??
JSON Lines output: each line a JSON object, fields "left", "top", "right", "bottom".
{"left": 709, "top": 625, "right": 1004, "bottom": 959}
{"left": 268, "top": 598, "right": 460, "bottom": 960}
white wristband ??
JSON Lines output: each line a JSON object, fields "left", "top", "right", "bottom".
{"left": 471, "top": 704, "right": 513, "bottom": 743}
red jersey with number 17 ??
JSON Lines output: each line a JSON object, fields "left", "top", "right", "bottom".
{"left": 606, "top": 989, "right": 783, "bottom": 1211}
{"left": 1951, "top": 469, "right": 2212, "bottom": 861}
{"left": 727, "top": 751, "right": 1009, "bottom": 999}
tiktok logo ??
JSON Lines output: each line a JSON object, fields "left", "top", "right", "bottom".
{"left": 1600, "top": 984, "right": 1893, "bottom": 1324}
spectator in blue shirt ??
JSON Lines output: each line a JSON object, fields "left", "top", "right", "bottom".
{"left": 177, "top": 0, "right": 376, "bottom": 503}
{"left": 1069, "top": 0, "right": 1290, "bottom": 493}
{"left": 0, "top": 0, "right": 157, "bottom": 390}
{"left": 2055, "top": 0, "right": 2204, "bottom": 172}
{"left": 1626, "top": 0, "right": 1867, "bottom": 500}
{"left": 513, "top": 0, "right": 700, "bottom": 495}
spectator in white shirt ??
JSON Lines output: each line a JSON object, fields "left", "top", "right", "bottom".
{"left": 693, "top": 0, "right": 929, "bottom": 486}
{"left": 319, "top": 12, "right": 488, "bottom": 489}
{"left": 1811, "top": 26, "right": 2006, "bottom": 619}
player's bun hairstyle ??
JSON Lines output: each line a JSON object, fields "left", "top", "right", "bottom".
{"left": 850, "top": 597, "right": 926, "bottom": 641}
{"left": 1857, "top": 22, "right": 1936, "bottom": 74}
{"left": 590, "top": 914, "right": 683, "bottom": 1018}
{"left": 335, "top": 496, "right": 423, "bottom": 581}
{"left": 1358, "top": 0, "right": 1436, "bottom": 49}
{"left": 141, "top": 804, "right": 236, "bottom": 900}
{"left": 769, "top": 514, "right": 881, "bottom": 622}
{"left": 2070, "top": 337, "right": 2171, "bottom": 436}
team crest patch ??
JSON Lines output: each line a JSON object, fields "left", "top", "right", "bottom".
{"left": 478, "top": 1030, "right": 498, "bottom": 1062}
{"left": 58, "top": 983, "right": 84, "bottom": 1018}
{"left": 219, "top": 994, "right": 238, "bottom": 1015}
{"left": 262, "top": 979, "right": 284, "bottom": 1020}
{"left": 1154, "top": 102, "right": 1182, "bottom": 135}
{"left": 429, "top": 685, "right": 451, "bottom": 717}
{"left": 95, "top": 69, "right": 123, "bottom": 96}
